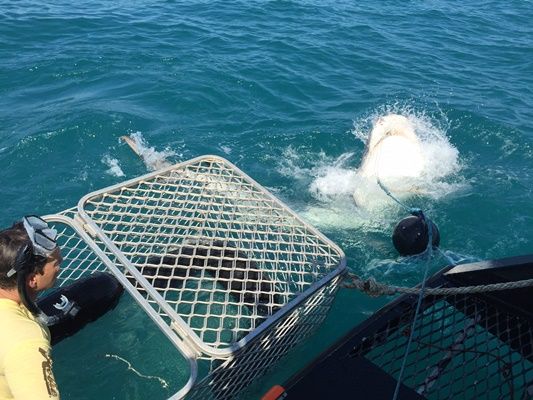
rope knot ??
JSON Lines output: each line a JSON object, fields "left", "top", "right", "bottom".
{"left": 341, "top": 272, "right": 395, "bottom": 297}
{"left": 362, "top": 277, "right": 382, "bottom": 297}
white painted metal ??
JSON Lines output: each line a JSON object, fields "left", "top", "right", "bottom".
{"left": 45, "top": 155, "right": 345, "bottom": 399}
{"left": 44, "top": 214, "right": 198, "bottom": 399}
{"left": 77, "top": 155, "right": 345, "bottom": 357}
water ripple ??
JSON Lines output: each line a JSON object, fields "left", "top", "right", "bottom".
{"left": 1, "top": 2, "right": 532, "bottom": 398}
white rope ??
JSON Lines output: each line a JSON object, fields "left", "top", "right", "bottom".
{"left": 105, "top": 354, "right": 169, "bottom": 389}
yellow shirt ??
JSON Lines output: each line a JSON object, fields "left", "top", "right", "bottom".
{"left": 0, "top": 299, "right": 59, "bottom": 400}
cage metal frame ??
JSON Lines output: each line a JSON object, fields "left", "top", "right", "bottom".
{"left": 75, "top": 155, "right": 346, "bottom": 358}
{"left": 43, "top": 155, "right": 345, "bottom": 399}
{"left": 45, "top": 214, "right": 199, "bottom": 399}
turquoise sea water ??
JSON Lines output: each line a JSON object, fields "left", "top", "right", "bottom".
{"left": 1, "top": 1, "right": 532, "bottom": 398}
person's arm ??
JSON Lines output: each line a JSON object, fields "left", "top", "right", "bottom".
{"left": 4, "top": 340, "right": 60, "bottom": 400}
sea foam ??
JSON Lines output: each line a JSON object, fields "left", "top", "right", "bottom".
{"left": 277, "top": 110, "right": 467, "bottom": 229}
{"left": 102, "top": 155, "right": 125, "bottom": 178}
{"left": 127, "top": 132, "right": 176, "bottom": 171}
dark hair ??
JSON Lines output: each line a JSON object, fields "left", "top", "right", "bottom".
{"left": 0, "top": 222, "right": 47, "bottom": 289}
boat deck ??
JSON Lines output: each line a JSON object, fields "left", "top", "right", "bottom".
{"left": 264, "top": 255, "right": 533, "bottom": 400}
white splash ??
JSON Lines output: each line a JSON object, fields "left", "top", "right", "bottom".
{"left": 309, "top": 152, "right": 358, "bottom": 200}
{"left": 220, "top": 145, "right": 232, "bottom": 154}
{"left": 102, "top": 155, "right": 125, "bottom": 177}
{"left": 277, "top": 146, "right": 320, "bottom": 181}
{"left": 125, "top": 132, "right": 175, "bottom": 171}
{"left": 277, "top": 149, "right": 367, "bottom": 228}
{"left": 277, "top": 110, "right": 465, "bottom": 229}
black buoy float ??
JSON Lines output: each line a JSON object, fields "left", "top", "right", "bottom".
{"left": 392, "top": 213, "right": 440, "bottom": 256}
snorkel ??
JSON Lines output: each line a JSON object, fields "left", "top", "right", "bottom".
{"left": 8, "top": 243, "right": 43, "bottom": 315}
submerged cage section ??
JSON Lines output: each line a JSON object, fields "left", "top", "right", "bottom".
{"left": 188, "top": 275, "right": 341, "bottom": 399}
{"left": 45, "top": 156, "right": 345, "bottom": 399}
{"left": 49, "top": 213, "right": 110, "bottom": 286}
{"left": 42, "top": 214, "right": 198, "bottom": 399}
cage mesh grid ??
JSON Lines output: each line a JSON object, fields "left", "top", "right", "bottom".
{"left": 349, "top": 294, "right": 533, "bottom": 399}
{"left": 44, "top": 215, "right": 181, "bottom": 332}
{"left": 86, "top": 226, "right": 342, "bottom": 399}
{"left": 84, "top": 231, "right": 195, "bottom": 347}
{"left": 78, "top": 156, "right": 344, "bottom": 354}
{"left": 188, "top": 275, "right": 340, "bottom": 399}
{"left": 47, "top": 218, "right": 110, "bottom": 287}
{"left": 42, "top": 216, "right": 199, "bottom": 399}
{"left": 54, "top": 209, "right": 161, "bottom": 307}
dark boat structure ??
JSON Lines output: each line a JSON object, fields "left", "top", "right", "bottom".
{"left": 263, "top": 254, "right": 533, "bottom": 400}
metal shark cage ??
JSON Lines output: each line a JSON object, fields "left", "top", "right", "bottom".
{"left": 44, "top": 155, "right": 346, "bottom": 399}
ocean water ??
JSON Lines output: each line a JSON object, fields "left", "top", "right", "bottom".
{"left": 1, "top": 1, "right": 532, "bottom": 398}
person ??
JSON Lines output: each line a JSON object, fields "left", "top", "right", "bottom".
{"left": 0, "top": 216, "right": 62, "bottom": 400}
